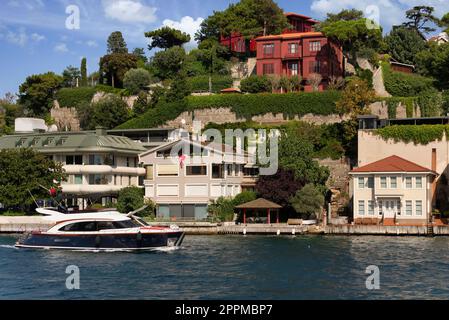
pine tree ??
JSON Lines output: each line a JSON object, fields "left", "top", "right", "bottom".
{"left": 107, "top": 31, "right": 128, "bottom": 54}
{"left": 80, "top": 57, "right": 88, "bottom": 87}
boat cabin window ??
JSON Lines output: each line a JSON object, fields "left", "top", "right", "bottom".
{"left": 59, "top": 220, "right": 142, "bottom": 232}
{"left": 97, "top": 221, "right": 116, "bottom": 231}
{"left": 59, "top": 222, "right": 97, "bottom": 232}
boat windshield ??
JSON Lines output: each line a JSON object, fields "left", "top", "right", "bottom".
{"left": 132, "top": 216, "right": 150, "bottom": 227}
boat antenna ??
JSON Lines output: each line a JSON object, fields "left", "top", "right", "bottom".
{"left": 27, "top": 189, "right": 40, "bottom": 208}
{"left": 127, "top": 205, "right": 148, "bottom": 217}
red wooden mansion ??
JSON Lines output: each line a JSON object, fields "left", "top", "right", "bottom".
{"left": 220, "top": 12, "right": 344, "bottom": 92}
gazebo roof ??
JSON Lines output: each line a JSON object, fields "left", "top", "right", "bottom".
{"left": 235, "top": 198, "right": 282, "bottom": 209}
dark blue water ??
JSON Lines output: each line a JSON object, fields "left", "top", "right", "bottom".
{"left": 1, "top": 234, "right": 449, "bottom": 300}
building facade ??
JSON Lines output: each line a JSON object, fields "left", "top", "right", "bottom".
{"left": 0, "top": 127, "right": 147, "bottom": 209}
{"left": 255, "top": 32, "right": 344, "bottom": 91}
{"left": 350, "top": 156, "right": 437, "bottom": 226}
{"left": 220, "top": 12, "right": 317, "bottom": 54}
{"left": 139, "top": 139, "right": 259, "bottom": 221}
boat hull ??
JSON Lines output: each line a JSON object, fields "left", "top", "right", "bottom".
{"left": 15, "top": 231, "right": 185, "bottom": 251}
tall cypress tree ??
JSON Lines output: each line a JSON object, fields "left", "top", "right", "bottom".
{"left": 80, "top": 57, "right": 88, "bottom": 87}
{"left": 107, "top": 31, "right": 128, "bottom": 54}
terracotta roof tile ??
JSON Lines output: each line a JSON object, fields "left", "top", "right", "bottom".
{"left": 255, "top": 32, "right": 324, "bottom": 41}
{"left": 351, "top": 155, "right": 436, "bottom": 174}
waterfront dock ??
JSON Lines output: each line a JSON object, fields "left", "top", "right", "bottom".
{"left": 2, "top": 216, "right": 449, "bottom": 236}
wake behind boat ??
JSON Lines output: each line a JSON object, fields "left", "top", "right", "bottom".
{"left": 15, "top": 207, "right": 185, "bottom": 251}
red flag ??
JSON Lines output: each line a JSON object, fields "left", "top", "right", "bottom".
{"left": 179, "top": 154, "right": 186, "bottom": 168}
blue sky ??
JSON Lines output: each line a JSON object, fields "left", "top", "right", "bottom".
{"left": 1, "top": 0, "right": 448, "bottom": 97}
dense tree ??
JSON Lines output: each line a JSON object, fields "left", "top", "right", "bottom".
{"left": 80, "top": 58, "right": 88, "bottom": 87}
{"left": 325, "top": 9, "right": 364, "bottom": 23}
{"left": 165, "top": 71, "right": 191, "bottom": 102}
{"left": 321, "top": 18, "right": 383, "bottom": 63}
{"left": 256, "top": 168, "right": 303, "bottom": 209}
{"left": 107, "top": 31, "right": 128, "bottom": 54}
{"left": 0, "top": 149, "right": 66, "bottom": 210}
{"left": 440, "top": 13, "right": 449, "bottom": 33}
{"left": 117, "top": 186, "right": 155, "bottom": 217}
{"left": 336, "top": 78, "right": 375, "bottom": 116}
{"left": 195, "top": 41, "right": 230, "bottom": 75}
{"left": 416, "top": 42, "right": 449, "bottom": 88}
{"left": 123, "top": 68, "right": 152, "bottom": 94}
{"left": 0, "top": 93, "right": 23, "bottom": 135}
{"left": 145, "top": 26, "right": 191, "bottom": 51}
{"left": 290, "top": 184, "right": 325, "bottom": 220}
{"left": 240, "top": 75, "right": 271, "bottom": 93}
{"left": 99, "top": 53, "right": 138, "bottom": 88}
{"left": 132, "top": 91, "right": 150, "bottom": 115}
{"left": 132, "top": 47, "right": 148, "bottom": 67}
{"left": 196, "top": 0, "right": 289, "bottom": 45}
{"left": 278, "top": 127, "right": 329, "bottom": 186}
{"left": 402, "top": 6, "right": 439, "bottom": 35}
{"left": 18, "top": 72, "right": 63, "bottom": 116}
{"left": 88, "top": 95, "right": 131, "bottom": 129}
{"left": 149, "top": 46, "right": 186, "bottom": 79}
{"left": 62, "top": 65, "right": 81, "bottom": 88}
{"left": 385, "top": 26, "right": 427, "bottom": 65}
{"left": 336, "top": 78, "right": 375, "bottom": 157}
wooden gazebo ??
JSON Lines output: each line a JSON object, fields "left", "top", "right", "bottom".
{"left": 236, "top": 198, "right": 282, "bottom": 224}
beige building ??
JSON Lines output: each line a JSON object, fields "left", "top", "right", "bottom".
{"left": 0, "top": 128, "right": 147, "bottom": 208}
{"left": 139, "top": 139, "right": 258, "bottom": 220}
{"left": 350, "top": 156, "right": 437, "bottom": 226}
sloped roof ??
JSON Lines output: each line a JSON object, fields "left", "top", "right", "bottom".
{"left": 236, "top": 198, "right": 282, "bottom": 209}
{"left": 0, "top": 131, "right": 146, "bottom": 154}
{"left": 255, "top": 32, "right": 324, "bottom": 41}
{"left": 351, "top": 155, "right": 437, "bottom": 174}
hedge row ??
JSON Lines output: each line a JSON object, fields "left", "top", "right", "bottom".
{"left": 187, "top": 91, "right": 341, "bottom": 119}
{"left": 187, "top": 75, "right": 233, "bottom": 93}
{"left": 116, "top": 100, "right": 188, "bottom": 129}
{"left": 382, "top": 62, "right": 435, "bottom": 97}
{"left": 56, "top": 87, "right": 96, "bottom": 108}
{"left": 375, "top": 124, "right": 449, "bottom": 145}
{"left": 117, "top": 91, "right": 341, "bottom": 129}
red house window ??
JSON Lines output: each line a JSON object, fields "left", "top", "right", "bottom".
{"left": 263, "top": 44, "right": 275, "bottom": 57}
{"left": 263, "top": 64, "right": 274, "bottom": 75}
{"left": 310, "top": 41, "right": 321, "bottom": 52}
{"left": 288, "top": 43, "right": 299, "bottom": 54}
{"left": 309, "top": 61, "right": 321, "bottom": 73}
{"left": 288, "top": 62, "right": 299, "bottom": 76}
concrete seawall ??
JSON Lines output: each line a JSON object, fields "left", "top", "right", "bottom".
{"left": 3, "top": 216, "right": 449, "bottom": 236}
{"left": 325, "top": 225, "right": 449, "bottom": 236}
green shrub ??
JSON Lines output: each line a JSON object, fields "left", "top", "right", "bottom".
{"left": 357, "top": 69, "right": 374, "bottom": 88}
{"left": 187, "top": 75, "right": 233, "bottom": 93}
{"left": 123, "top": 68, "right": 152, "bottom": 95}
{"left": 375, "top": 124, "right": 449, "bottom": 145}
{"left": 418, "top": 90, "right": 443, "bottom": 117}
{"left": 56, "top": 87, "right": 96, "bottom": 108}
{"left": 117, "top": 186, "right": 155, "bottom": 217}
{"left": 240, "top": 75, "right": 271, "bottom": 93}
{"left": 233, "top": 191, "right": 257, "bottom": 207}
{"left": 95, "top": 84, "right": 130, "bottom": 96}
{"left": 382, "top": 62, "right": 435, "bottom": 97}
